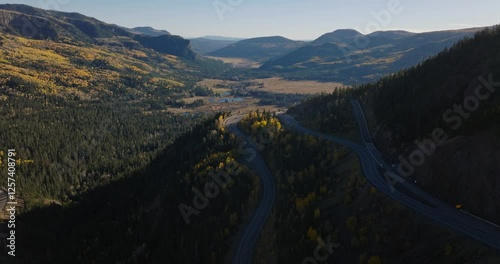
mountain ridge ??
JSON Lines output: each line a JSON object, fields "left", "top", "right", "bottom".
{"left": 198, "top": 35, "right": 245, "bottom": 41}
{"left": 312, "top": 29, "right": 364, "bottom": 45}
{"left": 0, "top": 4, "right": 196, "bottom": 60}
{"left": 189, "top": 37, "right": 239, "bottom": 54}
{"left": 207, "top": 36, "right": 306, "bottom": 62}
{"left": 260, "top": 27, "right": 485, "bottom": 83}
{"left": 127, "top": 26, "right": 171, "bottom": 36}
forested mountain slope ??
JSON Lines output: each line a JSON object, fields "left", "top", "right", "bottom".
{"left": 18, "top": 115, "right": 259, "bottom": 263}
{"left": 261, "top": 28, "right": 481, "bottom": 83}
{"left": 0, "top": 4, "right": 229, "bottom": 209}
{"left": 290, "top": 25, "right": 500, "bottom": 228}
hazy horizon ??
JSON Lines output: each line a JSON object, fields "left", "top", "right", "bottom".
{"left": 5, "top": 0, "right": 500, "bottom": 40}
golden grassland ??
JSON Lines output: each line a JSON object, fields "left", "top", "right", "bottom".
{"left": 204, "top": 56, "right": 261, "bottom": 68}
{"left": 199, "top": 77, "right": 346, "bottom": 95}
{"left": 251, "top": 77, "right": 345, "bottom": 94}
{"left": 169, "top": 97, "right": 281, "bottom": 115}
{"left": 197, "top": 78, "right": 235, "bottom": 94}
{"left": 197, "top": 97, "right": 281, "bottom": 114}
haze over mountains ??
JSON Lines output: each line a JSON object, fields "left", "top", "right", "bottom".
{"left": 203, "top": 27, "right": 483, "bottom": 83}
{"left": 259, "top": 28, "right": 482, "bottom": 83}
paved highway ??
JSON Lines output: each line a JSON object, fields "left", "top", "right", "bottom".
{"left": 227, "top": 100, "right": 500, "bottom": 263}
{"left": 225, "top": 115, "right": 276, "bottom": 264}
{"left": 278, "top": 100, "right": 500, "bottom": 252}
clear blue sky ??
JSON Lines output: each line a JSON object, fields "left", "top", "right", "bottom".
{"left": 7, "top": 0, "right": 500, "bottom": 40}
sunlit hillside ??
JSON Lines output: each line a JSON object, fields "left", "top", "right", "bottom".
{"left": 0, "top": 33, "right": 208, "bottom": 99}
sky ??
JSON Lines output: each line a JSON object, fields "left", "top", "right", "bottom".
{"left": 7, "top": 0, "right": 500, "bottom": 40}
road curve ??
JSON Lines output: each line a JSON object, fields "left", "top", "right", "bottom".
{"left": 278, "top": 101, "right": 500, "bottom": 252}
{"left": 225, "top": 115, "right": 276, "bottom": 264}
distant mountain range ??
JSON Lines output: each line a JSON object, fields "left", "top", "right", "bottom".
{"left": 198, "top": 35, "right": 245, "bottom": 41}
{"left": 189, "top": 37, "right": 240, "bottom": 54}
{"left": 367, "top": 30, "right": 416, "bottom": 39}
{"left": 207, "top": 36, "right": 306, "bottom": 62}
{"left": 127, "top": 26, "right": 171, "bottom": 37}
{"left": 260, "top": 28, "right": 483, "bottom": 83}
{"left": 201, "top": 28, "right": 484, "bottom": 83}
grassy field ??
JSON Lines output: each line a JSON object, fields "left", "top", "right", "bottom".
{"left": 199, "top": 78, "right": 346, "bottom": 94}
{"left": 199, "top": 97, "right": 279, "bottom": 114}
{"left": 181, "top": 96, "right": 207, "bottom": 104}
{"left": 249, "top": 77, "right": 345, "bottom": 94}
{"left": 204, "top": 56, "right": 261, "bottom": 68}
{"left": 197, "top": 79, "right": 234, "bottom": 94}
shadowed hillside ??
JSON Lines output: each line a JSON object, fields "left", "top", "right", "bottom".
{"left": 261, "top": 28, "right": 482, "bottom": 83}
{"left": 289, "top": 25, "right": 500, "bottom": 231}
{"left": 208, "top": 36, "right": 306, "bottom": 62}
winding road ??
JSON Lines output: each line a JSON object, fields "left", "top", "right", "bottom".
{"left": 227, "top": 99, "right": 500, "bottom": 263}
{"left": 279, "top": 100, "right": 500, "bottom": 251}
{"left": 225, "top": 115, "right": 276, "bottom": 264}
